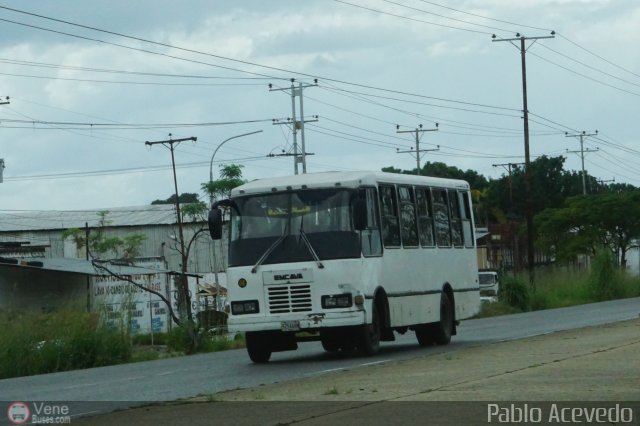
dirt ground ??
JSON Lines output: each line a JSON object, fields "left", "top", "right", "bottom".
{"left": 76, "top": 318, "right": 640, "bottom": 425}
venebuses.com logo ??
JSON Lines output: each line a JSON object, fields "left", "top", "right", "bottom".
{"left": 6, "top": 402, "right": 30, "bottom": 425}
{"left": 6, "top": 401, "right": 72, "bottom": 425}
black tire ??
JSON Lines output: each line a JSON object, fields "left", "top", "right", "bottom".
{"left": 432, "top": 292, "right": 454, "bottom": 346}
{"left": 415, "top": 324, "right": 433, "bottom": 346}
{"left": 358, "top": 304, "right": 381, "bottom": 356}
{"left": 245, "top": 332, "right": 272, "bottom": 363}
{"left": 321, "top": 339, "right": 341, "bottom": 352}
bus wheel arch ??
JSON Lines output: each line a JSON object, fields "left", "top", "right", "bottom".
{"left": 373, "top": 288, "right": 394, "bottom": 341}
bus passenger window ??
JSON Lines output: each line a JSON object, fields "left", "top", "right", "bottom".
{"left": 416, "top": 188, "right": 435, "bottom": 247}
{"left": 449, "top": 189, "right": 463, "bottom": 247}
{"left": 460, "top": 191, "right": 474, "bottom": 247}
{"left": 433, "top": 190, "right": 451, "bottom": 247}
{"left": 398, "top": 186, "right": 418, "bottom": 247}
{"left": 379, "top": 185, "right": 400, "bottom": 247}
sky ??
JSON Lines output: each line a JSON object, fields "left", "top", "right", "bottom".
{"left": 1, "top": 0, "right": 639, "bottom": 212}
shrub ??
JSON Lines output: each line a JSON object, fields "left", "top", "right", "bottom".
{"left": 499, "top": 274, "right": 530, "bottom": 311}
{"left": 588, "top": 250, "right": 623, "bottom": 301}
{"left": 0, "top": 307, "right": 132, "bottom": 379}
{"left": 165, "top": 326, "right": 193, "bottom": 353}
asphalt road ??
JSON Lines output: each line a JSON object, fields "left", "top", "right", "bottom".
{"left": 0, "top": 297, "right": 638, "bottom": 413}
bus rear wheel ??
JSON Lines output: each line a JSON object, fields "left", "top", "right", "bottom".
{"left": 415, "top": 292, "right": 453, "bottom": 346}
{"left": 245, "top": 331, "right": 272, "bottom": 363}
{"left": 432, "top": 292, "right": 453, "bottom": 345}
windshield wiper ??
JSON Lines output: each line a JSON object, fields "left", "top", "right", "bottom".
{"left": 299, "top": 218, "right": 324, "bottom": 269}
{"left": 251, "top": 222, "right": 289, "bottom": 274}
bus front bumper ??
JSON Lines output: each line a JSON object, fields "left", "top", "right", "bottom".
{"left": 228, "top": 310, "right": 366, "bottom": 333}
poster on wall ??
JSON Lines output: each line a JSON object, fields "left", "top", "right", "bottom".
{"left": 92, "top": 259, "right": 169, "bottom": 334}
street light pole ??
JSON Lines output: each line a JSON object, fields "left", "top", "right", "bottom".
{"left": 208, "top": 130, "right": 263, "bottom": 207}
{"left": 207, "top": 129, "right": 262, "bottom": 310}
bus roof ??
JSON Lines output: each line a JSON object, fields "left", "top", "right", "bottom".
{"left": 231, "top": 171, "right": 470, "bottom": 197}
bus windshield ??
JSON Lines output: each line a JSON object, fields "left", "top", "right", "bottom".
{"left": 228, "top": 189, "right": 361, "bottom": 267}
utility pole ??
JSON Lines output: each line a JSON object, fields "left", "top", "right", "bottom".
{"left": 492, "top": 162, "right": 525, "bottom": 206}
{"left": 565, "top": 130, "right": 598, "bottom": 195}
{"left": 0, "top": 96, "right": 9, "bottom": 184}
{"left": 493, "top": 31, "right": 555, "bottom": 285}
{"left": 145, "top": 134, "right": 197, "bottom": 328}
{"left": 269, "top": 79, "right": 318, "bottom": 174}
{"left": 493, "top": 162, "right": 525, "bottom": 272}
{"left": 395, "top": 124, "right": 439, "bottom": 175}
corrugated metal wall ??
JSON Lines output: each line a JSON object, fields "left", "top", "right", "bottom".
{"left": 0, "top": 223, "right": 228, "bottom": 275}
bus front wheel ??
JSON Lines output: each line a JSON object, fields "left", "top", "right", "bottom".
{"left": 245, "top": 331, "right": 272, "bottom": 363}
{"left": 358, "top": 304, "right": 381, "bottom": 356}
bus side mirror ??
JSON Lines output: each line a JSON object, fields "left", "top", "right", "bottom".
{"left": 208, "top": 208, "right": 223, "bottom": 240}
{"left": 353, "top": 199, "right": 368, "bottom": 231}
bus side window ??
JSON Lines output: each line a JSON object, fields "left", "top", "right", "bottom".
{"left": 416, "top": 187, "right": 435, "bottom": 247}
{"left": 460, "top": 191, "right": 474, "bottom": 247}
{"left": 361, "top": 188, "right": 382, "bottom": 257}
{"left": 379, "top": 185, "right": 400, "bottom": 247}
{"left": 398, "top": 186, "right": 418, "bottom": 247}
{"left": 448, "top": 189, "right": 463, "bottom": 247}
{"left": 433, "top": 189, "right": 451, "bottom": 247}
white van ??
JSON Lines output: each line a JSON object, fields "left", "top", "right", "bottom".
{"left": 478, "top": 270, "right": 499, "bottom": 297}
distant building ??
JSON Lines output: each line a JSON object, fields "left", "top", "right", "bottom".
{"left": 0, "top": 205, "right": 228, "bottom": 330}
{"left": 0, "top": 205, "right": 225, "bottom": 275}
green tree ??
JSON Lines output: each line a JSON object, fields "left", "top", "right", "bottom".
{"left": 381, "top": 162, "right": 489, "bottom": 190}
{"left": 151, "top": 193, "right": 200, "bottom": 205}
{"left": 62, "top": 211, "right": 146, "bottom": 260}
{"left": 202, "top": 164, "right": 246, "bottom": 203}
{"left": 535, "top": 190, "right": 640, "bottom": 268}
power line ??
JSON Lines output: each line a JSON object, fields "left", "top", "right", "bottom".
{"left": 378, "top": 0, "right": 515, "bottom": 34}
{"left": 0, "top": 57, "right": 273, "bottom": 80}
{"left": 0, "top": 71, "right": 268, "bottom": 86}
{"left": 413, "top": 0, "right": 552, "bottom": 32}
{"left": 0, "top": 5, "right": 521, "bottom": 113}
{"left": 528, "top": 51, "right": 640, "bottom": 98}
{"left": 333, "top": 0, "right": 493, "bottom": 35}
{"left": 0, "top": 117, "right": 276, "bottom": 128}
{"left": 556, "top": 33, "right": 640, "bottom": 80}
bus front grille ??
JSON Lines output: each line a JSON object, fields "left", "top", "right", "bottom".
{"left": 267, "top": 284, "right": 312, "bottom": 314}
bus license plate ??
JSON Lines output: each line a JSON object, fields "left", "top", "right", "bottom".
{"left": 281, "top": 320, "right": 300, "bottom": 332}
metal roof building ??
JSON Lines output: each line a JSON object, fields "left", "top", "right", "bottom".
{"left": 0, "top": 205, "right": 179, "bottom": 232}
{"left": 0, "top": 205, "right": 227, "bottom": 278}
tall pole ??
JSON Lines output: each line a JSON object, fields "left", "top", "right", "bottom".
{"left": 145, "top": 134, "right": 197, "bottom": 325}
{"left": 298, "top": 82, "right": 308, "bottom": 174}
{"left": 493, "top": 32, "right": 554, "bottom": 285}
{"left": 269, "top": 79, "right": 318, "bottom": 174}
{"left": 290, "top": 81, "right": 299, "bottom": 174}
{"left": 565, "top": 130, "right": 598, "bottom": 195}
{"left": 493, "top": 162, "right": 525, "bottom": 271}
{"left": 207, "top": 129, "right": 262, "bottom": 310}
{"left": 0, "top": 96, "right": 9, "bottom": 184}
{"left": 396, "top": 124, "right": 439, "bottom": 175}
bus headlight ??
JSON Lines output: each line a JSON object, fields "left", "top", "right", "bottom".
{"left": 322, "top": 294, "right": 352, "bottom": 309}
{"left": 354, "top": 294, "right": 365, "bottom": 306}
{"left": 231, "top": 300, "right": 259, "bottom": 315}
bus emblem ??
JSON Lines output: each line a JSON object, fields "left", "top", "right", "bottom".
{"left": 274, "top": 273, "right": 303, "bottom": 280}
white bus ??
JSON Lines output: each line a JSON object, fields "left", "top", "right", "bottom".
{"left": 208, "top": 171, "right": 480, "bottom": 362}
